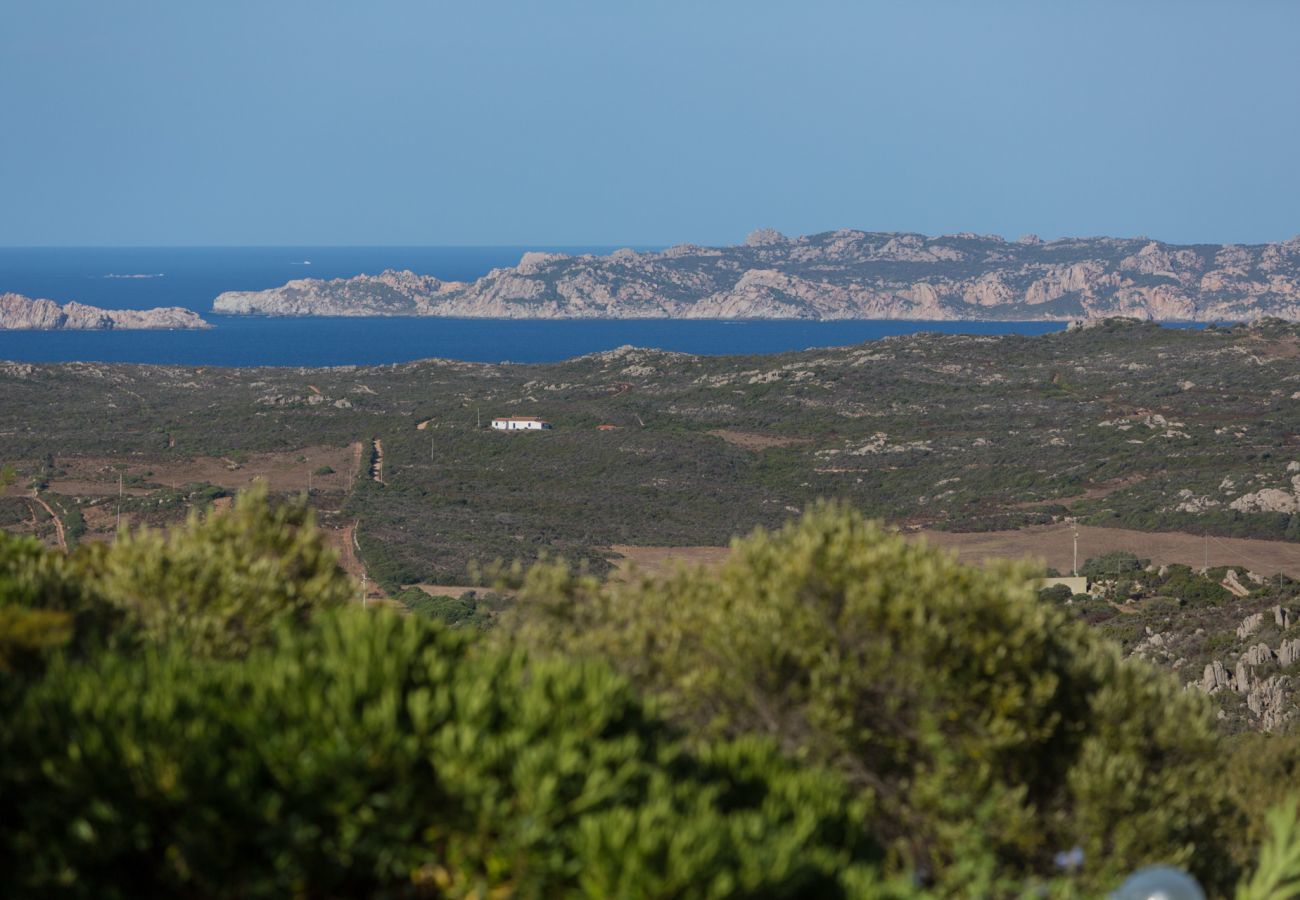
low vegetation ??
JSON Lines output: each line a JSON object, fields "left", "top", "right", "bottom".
{"left": 6, "top": 321, "right": 1300, "bottom": 589}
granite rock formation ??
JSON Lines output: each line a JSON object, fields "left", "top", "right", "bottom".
{"left": 214, "top": 228, "right": 1300, "bottom": 321}
{"left": 0, "top": 293, "right": 209, "bottom": 330}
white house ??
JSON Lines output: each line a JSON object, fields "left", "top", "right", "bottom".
{"left": 491, "top": 416, "right": 552, "bottom": 431}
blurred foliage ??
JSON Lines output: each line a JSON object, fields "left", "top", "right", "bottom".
{"left": 0, "top": 486, "right": 351, "bottom": 673}
{"left": 1236, "top": 799, "right": 1300, "bottom": 900}
{"left": 395, "top": 587, "right": 497, "bottom": 630}
{"left": 5, "top": 490, "right": 1300, "bottom": 896}
{"left": 501, "top": 502, "right": 1235, "bottom": 894}
{"left": 72, "top": 484, "right": 351, "bottom": 658}
{"left": 0, "top": 609, "right": 906, "bottom": 899}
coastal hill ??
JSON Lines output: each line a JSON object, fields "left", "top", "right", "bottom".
{"left": 0, "top": 292, "right": 209, "bottom": 330}
{"left": 213, "top": 228, "right": 1300, "bottom": 321}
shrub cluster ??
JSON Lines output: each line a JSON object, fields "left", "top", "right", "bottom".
{"left": 4, "top": 491, "right": 1300, "bottom": 898}
{"left": 500, "top": 503, "right": 1235, "bottom": 894}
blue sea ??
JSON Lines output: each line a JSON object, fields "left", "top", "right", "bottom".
{"left": 0, "top": 247, "right": 1068, "bottom": 366}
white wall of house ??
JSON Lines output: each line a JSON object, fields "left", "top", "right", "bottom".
{"left": 491, "top": 418, "right": 551, "bottom": 431}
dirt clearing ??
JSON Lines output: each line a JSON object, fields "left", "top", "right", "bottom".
{"left": 45, "top": 445, "right": 356, "bottom": 497}
{"left": 916, "top": 524, "right": 1300, "bottom": 578}
{"left": 613, "top": 525, "right": 1300, "bottom": 579}
{"left": 611, "top": 544, "right": 732, "bottom": 576}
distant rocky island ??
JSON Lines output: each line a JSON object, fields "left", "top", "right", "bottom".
{"left": 0, "top": 293, "right": 209, "bottom": 331}
{"left": 213, "top": 228, "right": 1300, "bottom": 321}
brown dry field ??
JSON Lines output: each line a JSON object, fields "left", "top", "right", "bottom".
{"left": 707, "top": 429, "right": 811, "bottom": 451}
{"left": 613, "top": 524, "right": 1300, "bottom": 579}
{"left": 610, "top": 544, "right": 733, "bottom": 576}
{"left": 44, "top": 444, "right": 358, "bottom": 497}
{"left": 916, "top": 524, "right": 1300, "bottom": 577}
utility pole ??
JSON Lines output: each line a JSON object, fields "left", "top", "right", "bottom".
{"left": 361, "top": 573, "right": 368, "bottom": 609}
{"left": 477, "top": 407, "right": 481, "bottom": 429}
{"left": 1072, "top": 526, "right": 1078, "bottom": 577}
{"left": 1204, "top": 530, "right": 1208, "bottom": 571}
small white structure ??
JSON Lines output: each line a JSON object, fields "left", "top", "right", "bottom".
{"left": 491, "top": 416, "right": 552, "bottom": 431}
{"left": 1040, "top": 576, "right": 1089, "bottom": 594}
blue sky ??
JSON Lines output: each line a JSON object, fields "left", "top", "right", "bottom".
{"left": 2, "top": 1, "right": 1297, "bottom": 246}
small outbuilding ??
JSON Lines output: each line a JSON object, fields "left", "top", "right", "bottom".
{"left": 491, "top": 416, "right": 552, "bottom": 431}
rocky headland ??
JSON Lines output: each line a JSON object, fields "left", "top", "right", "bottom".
{"left": 213, "top": 228, "right": 1300, "bottom": 321}
{"left": 0, "top": 293, "right": 209, "bottom": 330}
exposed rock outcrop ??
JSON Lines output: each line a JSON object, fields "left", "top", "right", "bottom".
{"left": 1237, "top": 612, "right": 1265, "bottom": 640}
{"left": 1247, "top": 676, "right": 1293, "bottom": 732}
{"left": 0, "top": 293, "right": 208, "bottom": 330}
{"left": 214, "top": 229, "right": 1300, "bottom": 321}
{"left": 1201, "top": 660, "right": 1233, "bottom": 693}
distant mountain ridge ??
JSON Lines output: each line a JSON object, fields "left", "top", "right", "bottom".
{"left": 0, "top": 293, "right": 209, "bottom": 331}
{"left": 212, "top": 229, "right": 1300, "bottom": 321}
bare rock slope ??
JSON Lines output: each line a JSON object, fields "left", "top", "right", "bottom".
{"left": 213, "top": 229, "right": 1300, "bottom": 321}
{"left": 0, "top": 293, "right": 209, "bottom": 330}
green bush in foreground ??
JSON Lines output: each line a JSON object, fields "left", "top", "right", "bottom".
{"left": 502, "top": 502, "right": 1233, "bottom": 894}
{"left": 6, "top": 489, "right": 1300, "bottom": 898}
{"left": 0, "top": 609, "right": 905, "bottom": 899}
{"left": 77, "top": 485, "right": 351, "bottom": 657}
{"left": 0, "top": 486, "right": 352, "bottom": 671}
{"left": 0, "top": 531, "right": 115, "bottom": 678}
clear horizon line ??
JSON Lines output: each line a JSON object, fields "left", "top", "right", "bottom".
{"left": 1, "top": 228, "right": 1298, "bottom": 251}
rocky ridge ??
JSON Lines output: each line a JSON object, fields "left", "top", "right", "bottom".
{"left": 213, "top": 228, "right": 1300, "bottom": 321}
{"left": 0, "top": 293, "right": 209, "bottom": 330}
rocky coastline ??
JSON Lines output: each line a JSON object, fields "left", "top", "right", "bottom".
{"left": 212, "top": 228, "right": 1300, "bottom": 321}
{"left": 0, "top": 292, "right": 209, "bottom": 331}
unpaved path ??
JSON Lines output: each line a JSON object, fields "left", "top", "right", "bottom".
{"left": 31, "top": 493, "right": 66, "bottom": 552}
{"left": 322, "top": 521, "right": 402, "bottom": 611}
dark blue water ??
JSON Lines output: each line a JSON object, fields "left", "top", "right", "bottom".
{"left": 0, "top": 247, "right": 1070, "bottom": 366}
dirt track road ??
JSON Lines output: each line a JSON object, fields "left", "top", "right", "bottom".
{"left": 31, "top": 493, "right": 66, "bottom": 551}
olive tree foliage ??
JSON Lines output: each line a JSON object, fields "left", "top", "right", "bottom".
{"left": 500, "top": 502, "right": 1234, "bottom": 895}
{"left": 0, "top": 609, "right": 913, "bottom": 900}
{"left": 0, "top": 486, "right": 352, "bottom": 670}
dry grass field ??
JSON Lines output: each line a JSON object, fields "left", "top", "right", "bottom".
{"left": 45, "top": 444, "right": 358, "bottom": 497}
{"left": 917, "top": 524, "right": 1300, "bottom": 577}
{"left": 613, "top": 524, "right": 1300, "bottom": 579}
